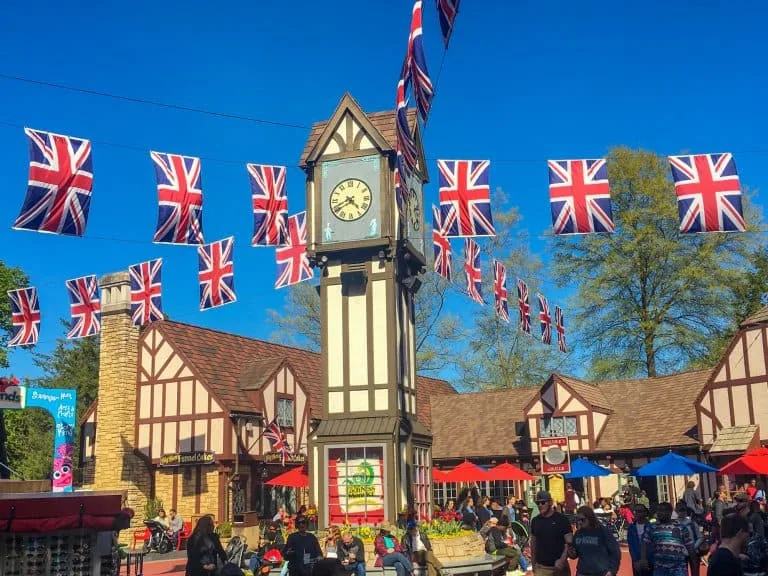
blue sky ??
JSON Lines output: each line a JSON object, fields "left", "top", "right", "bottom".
{"left": 1, "top": 0, "right": 767, "bottom": 380}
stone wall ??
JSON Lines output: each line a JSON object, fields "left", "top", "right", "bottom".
{"left": 361, "top": 533, "right": 485, "bottom": 566}
{"left": 92, "top": 272, "right": 153, "bottom": 543}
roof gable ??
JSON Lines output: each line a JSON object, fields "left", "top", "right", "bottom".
{"left": 741, "top": 305, "right": 768, "bottom": 328}
{"left": 300, "top": 93, "right": 418, "bottom": 166}
{"left": 555, "top": 374, "right": 611, "bottom": 412}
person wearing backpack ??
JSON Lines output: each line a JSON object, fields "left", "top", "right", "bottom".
{"left": 569, "top": 506, "right": 620, "bottom": 576}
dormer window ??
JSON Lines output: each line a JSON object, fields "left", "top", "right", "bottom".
{"left": 540, "top": 416, "right": 577, "bottom": 437}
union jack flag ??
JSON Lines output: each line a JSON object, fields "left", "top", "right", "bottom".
{"left": 537, "top": 293, "right": 552, "bottom": 345}
{"left": 517, "top": 279, "right": 531, "bottom": 334}
{"left": 263, "top": 418, "right": 290, "bottom": 465}
{"left": 438, "top": 160, "right": 495, "bottom": 237}
{"left": 548, "top": 159, "right": 614, "bottom": 234}
{"left": 405, "top": 0, "right": 433, "bottom": 122}
{"left": 493, "top": 260, "right": 509, "bottom": 323}
{"left": 436, "top": 0, "right": 460, "bottom": 47}
{"left": 396, "top": 76, "right": 417, "bottom": 177}
{"left": 151, "top": 151, "right": 204, "bottom": 244}
{"left": 13, "top": 128, "right": 93, "bottom": 236}
{"left": 275, "top": 212, "right": 313, "bottom": 289}
{"left": 198, "top": 237, "right": 236, "bottom": 311}
{"left": 7, "top": 287, "right": 40, "bottom": 347}
{"left": 432, "top": 205, "right": 452, "bottom": 281}
{"left": 248, "top": 164, "right": 288, "bottom": 246}
{"left": 129, "top": 259, "right": 163, "bottom": 326}
{"left": 668, "top": 153, "right": 746, "bottom": 233}
{"left": 555, "top": 305, "right": 567, "bottom": 353}
{"left": 65, "top": 275, "right": 101, "bottom": 339}
{"left": 463, "top": 238, "right": 483, "bottom": 305}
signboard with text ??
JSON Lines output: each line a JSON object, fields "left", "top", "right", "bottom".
{"left": 160, "top": 451, "right": 215, "bottom": 467}
{"left": 540, "top": 436, "right": 571, "bottom": 474}
{"left": 264, "top": 452, "right": 306, "bottom": 465}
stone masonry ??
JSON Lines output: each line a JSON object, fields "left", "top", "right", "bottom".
{"left": 92, "top": 272, "right": 152, "bottom": 542}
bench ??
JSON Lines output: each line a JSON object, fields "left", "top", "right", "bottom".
{"left": 264, "top": 556, "right": 507, "bottom": 576}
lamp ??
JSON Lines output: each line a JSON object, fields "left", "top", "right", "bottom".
{"left": 402, "top": 275, "right": 422, "bottom": 294}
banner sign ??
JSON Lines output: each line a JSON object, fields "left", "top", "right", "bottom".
{"left": 159, "top": 451, "right": 215, "bottom": 467}
{"left": 0, "top": 377, "right": 22, "bottom": 409}
{"left": 20, "top": 386, "right": 77, "bottom": 493}
{"left": 265, "top": 452, "right": 306, "bottom": 465}
{"left": 540, "top": 436, "right": 571, "bottom": 475}
{"left": 328, "top": 446, "right": 384, "bottom": 525}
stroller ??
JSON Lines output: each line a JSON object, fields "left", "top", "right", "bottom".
{"left": 218, "top": 536, "right": 247, "bottom": 575}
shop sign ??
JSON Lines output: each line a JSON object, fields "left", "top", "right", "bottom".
{"left": 264, "top": 452, "right": 306, "bottom": 465}
{"left": 540, "top": 436, "right": 571, "bottom": 474}
{"left": 0, "top": 377, "right": 21, "bottom": 409}
{"left": 327, "top": 446, "right": 385, "bottom": 525}
{"left": 160, "top": 451, "right": 215, "bottom": 467}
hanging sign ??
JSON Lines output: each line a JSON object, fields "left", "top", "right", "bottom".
{"left": 540, "top": 436, "right": 571, "bottom": 475}
{"left": 0, "top": 377, "right": 21, "bottom": 409}
{"left": 264, "top": 452, "right": 306, "bottom": 465}
{"left": 159, "top": 451, "right": 215, "bottom": 467}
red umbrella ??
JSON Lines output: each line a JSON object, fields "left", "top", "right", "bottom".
{"left": 720, "top": 447, "right": 768, "bottom": 475}
{"left": 432, "top": 469, "right": 450, "bottom": 483}
{"left": 443, "top": 461, "right": 489, "bottom": 483}
{"left": 265, "top": 466, "right": 309, "bottom": 488}
{"left": 486, "top": 462, "right": 535, "bottom": 481}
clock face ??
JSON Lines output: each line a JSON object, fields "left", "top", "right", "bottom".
{"left": 329, "top": 178, "right": 372, "bottom": 222}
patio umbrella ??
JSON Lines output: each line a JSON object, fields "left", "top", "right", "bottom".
{"left": 486, "top": 462, "right": 535, "bottom": 481}
{"left": 564, "top": 458, "right": 611, "bottom": 479}
{"left": 432, "top": 469, "right": 450, "bottom": 483}
{"left": 265, "top": 466, "right": 309, "bottom": 488}
{"left": 720, "top": 447, "right": 768, "bottom": 475}
{"left": 635, "top": 452, "right": 717, "bottom": 476}
{"left": 443, "top": 461, "right": 489, "bottom": 483}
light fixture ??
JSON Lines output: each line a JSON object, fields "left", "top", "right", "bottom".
{"left": 402, "top": 275, "right": 422, "bottom": 294}
{"left": 320, "top": 255, "right": 328, "bottom": 264}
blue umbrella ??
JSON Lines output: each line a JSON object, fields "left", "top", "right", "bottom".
{"left": 635, "top": 452, "right": 717, "bottom": 476}
{"left": 564, "top": 458, "right": 611, "bottom": 479}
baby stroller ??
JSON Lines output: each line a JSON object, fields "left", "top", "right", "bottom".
{"left": 222, "top": 535, "right": 247, "bottom": 572}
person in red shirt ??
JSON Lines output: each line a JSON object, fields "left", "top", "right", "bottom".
{"left": 747, "top": 479, "right": 758, "bottom": 500}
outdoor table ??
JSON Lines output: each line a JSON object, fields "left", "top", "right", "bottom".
{"left": 121, "top": 549, "right": 147, "bottom": 575}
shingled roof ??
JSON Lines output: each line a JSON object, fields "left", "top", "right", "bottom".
{"left": 741, "top": 305, "right": 768, "bottom": 328}
{"left": 299, "top": 108, "right": 418, "bottom": 166}
{"left": 155, "top": 320, "right": 455, "bottom": 426}
{"left": 431, "top": 387, "right": 540, "bottom": 460}
{"left": 430, "top": 368, "right": 712, "bottom": 460}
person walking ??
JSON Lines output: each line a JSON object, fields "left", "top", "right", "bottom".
{"left": 569, "top": 506, "right": 621, "bottom": 576}
{"left": 401, "top": 520, "right": 446, "bottom": 576}
{"left": 185, "top": 515, "right": 228, "bottom": 576}
{"left": 627, "top": 505, "right": 652, "bottom": 576}
{"left": 530, "top": 490, "right": 573, "bottom": 576}
{"left": 708, "top": 513, "right": 749, "bottom": 576}
{"left": 639, "top": 502, "right": 692, "bottom": 576}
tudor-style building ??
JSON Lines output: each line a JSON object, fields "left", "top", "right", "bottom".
{"left": 81, "top": 271, "right": 455, "bottom": 530}
{"left": 697, "top": 307, "right": 768, "bottom": 462}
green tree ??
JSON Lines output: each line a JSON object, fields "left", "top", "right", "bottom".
{"left": 0, "top": 261, "right": 30, "bottom": 479}
{"left": 552, "top": 147, "right": 762, "bottom": 379}
{"left": 269, "top": 190, "right": 567, "bottom": 389}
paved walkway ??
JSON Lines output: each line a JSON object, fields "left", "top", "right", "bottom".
{"left": 139, "top": 550, "right": 709, "bottom": 576}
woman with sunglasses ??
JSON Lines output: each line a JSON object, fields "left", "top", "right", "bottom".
{"left": 570, "top": 506, "right": 621, "bottom": 576}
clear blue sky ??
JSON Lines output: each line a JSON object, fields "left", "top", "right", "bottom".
{"left": 1, "top": 0, "right": 766, "bottom": 380}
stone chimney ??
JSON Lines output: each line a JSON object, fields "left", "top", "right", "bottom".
{"left": 93, "top": 272, "right": 152, "bottom": 531}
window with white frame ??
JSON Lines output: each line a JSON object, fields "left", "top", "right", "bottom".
{"left": 277, "top": 398, "right": 294, "bottom": 428}
{"left": 657, "top": 475, "right": 670, "bottom": 503}
{"left": 412, "top": 447, "right": 431, "bottom": 520}
{"left": 540, "top": 416, "right": 577, "bottom": 437}
{"left": 433, "top": 481, "right": 458, "bottom": 509}
{"left": 490, "top": 480, "right": 516, "bottom": 503}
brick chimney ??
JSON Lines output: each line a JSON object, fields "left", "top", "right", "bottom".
{"left": 93, "top": 272, "right": 152, "bottom": 532}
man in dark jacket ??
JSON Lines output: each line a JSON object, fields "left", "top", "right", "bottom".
{"left": 340, "top": 530, "right": 366, "bottom": 576}
{"left": 284, "top": 516, "right": 322, "bottom": 576}
{"left": 401, "top": 521, "right": 446, "bottom": 576}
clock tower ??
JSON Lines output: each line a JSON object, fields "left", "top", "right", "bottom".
{"left": 300, "top": 93, "right": 432, "bottom": 526}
